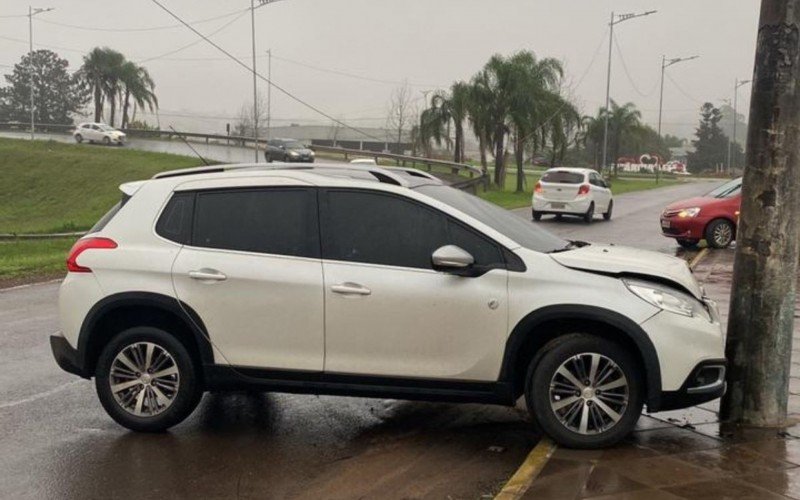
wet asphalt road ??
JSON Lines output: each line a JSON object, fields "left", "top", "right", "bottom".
{"left": 0, "top": 179, "right": 723, "bottom": 499}
{"left": 0, "top": 131, "right": 295, "bottom": 165}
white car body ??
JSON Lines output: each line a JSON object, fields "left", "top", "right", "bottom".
{"left": 52, "top": 163, "right": 725, "bottom": 448}
{"left": 532, "top": 167, "right": 612, "bottom": 221}
{"left": 73, "top": 122, "right": 126, "bottom": 145}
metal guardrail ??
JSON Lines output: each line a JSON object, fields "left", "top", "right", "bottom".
{"left": 0, "top": 121, "right": 489, "bottom": 192}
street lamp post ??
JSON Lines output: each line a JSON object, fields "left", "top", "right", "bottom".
{"left": 657, "top": 55, "right": 698, "bottom": 183}
{"left": 730, "top": 78, "right": 751, "bottom": 175}
{"left": 249, "top": 0, "right": 281, "bottom": 162}
{"left": 266, "top": 48, "right": 271, "bottom": 140}
{"left": 28, "top": 6, "right": 54, "bottom": 141}
{"left": 601, "top": 10, "right": 656, "bottom": 176}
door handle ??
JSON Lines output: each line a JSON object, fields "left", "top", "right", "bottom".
{"left": 188, "top": 269, "right": 227, "bottom": 281}
{"left": 331, "top": 282, "right": 371, "bottom": 296}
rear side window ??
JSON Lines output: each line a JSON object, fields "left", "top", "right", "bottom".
{"left": 192, "top": 188, "right": 319, "bottom": 258}
{"left": 322, "top": 190, "right": 503, "bottom": 270}
{"left": 156, "top": 192, "right": 194, "bottom": 244}
{"left": 89, "top": 194, "right": 130, "bottom": 233}
{"left": 541, "top": 171, "right": 584, "bottom": 184}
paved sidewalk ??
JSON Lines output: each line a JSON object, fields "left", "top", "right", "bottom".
{"left": 523, "top": 248, "right": 800, "bottom": 499}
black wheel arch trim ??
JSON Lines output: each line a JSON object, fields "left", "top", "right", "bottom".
{"left": 498, "top": 304, "right": 664, "bottom": 410}
{"left": 76, "top": 291, "right": 215, "bottom": 376}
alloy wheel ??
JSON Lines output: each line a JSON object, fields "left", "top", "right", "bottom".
{"left": 549, "top": 353, "right": 629, "bottom": 435}
{"left": 109, "top": 342, "right": 180, "bottom": 417}
{"left": 713, "top": 222, "right": 733, "bottom": 247}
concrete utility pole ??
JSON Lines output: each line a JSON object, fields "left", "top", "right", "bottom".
{"left": 657, "top": 55, "right": 698, "bottom": 184}
{"left": 27, "top": 6, "right": 54, "bottom": 140}
{"left": 720, "top": 0, "right": 800, "bottom": 427}
{"left": 601, "top": 10, "right": 656, "bottom": 175}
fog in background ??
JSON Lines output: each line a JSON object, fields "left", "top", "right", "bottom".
{"left": 0, "top": 0, "right": 759, "bottom": 139}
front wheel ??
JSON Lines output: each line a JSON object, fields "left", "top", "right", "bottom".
{"left": 265, "top": 152, "right": 272, "bottom": 163}
{"left": 532, "top": 209, "right": 542, "bottom": 221}
{"left": 102, "top": 136, "right": 111, "bottom": 146}
{"left": 705, "top": 219, "right": 735, "bottom": 248}
{"left": 525, "top": 334, "right": 644, "bottom": 449}
{"left": 95, "top": 326, "right": 202, "bottom": 432}
{"left": 603, "top": 200, "right": 613, "bottom": 221}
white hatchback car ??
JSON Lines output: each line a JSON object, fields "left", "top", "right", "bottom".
{"left": 52, "top": 163, "right": 725, "bottom": 449}
{"left": 74, "top": 122, "right": 126, "bottom": 146}
{"left": 532, "top": 168, "right": 613, "bottom": 223}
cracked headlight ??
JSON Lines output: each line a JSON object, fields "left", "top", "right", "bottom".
{"left": 624, "top": 279, "right": 711, "bottom": 321}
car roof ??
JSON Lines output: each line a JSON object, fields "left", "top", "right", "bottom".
{"left": 543, "top": 167, "right": 594, "bottom": 174}
{"left": 143, "top": 162, "right": 444, "bottom": 191}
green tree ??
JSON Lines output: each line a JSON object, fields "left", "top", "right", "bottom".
{"left": 607, "top": 100, "right": 642, "bottom": 177}
{"left": 78, "top": 47, "right": 124, "bottom": 124}
{"left": 118, "top": 61, "right": 158, "bottom": 129}
{"left": 688, "top": 102, "right": 729, "bottom": 173}
{"left": 0, "top": 50, "right": 86, "bottom": 125}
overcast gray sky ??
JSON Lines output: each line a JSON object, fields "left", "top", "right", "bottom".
{"left": 0, "top": 0, "right": 760, "bottom": 138}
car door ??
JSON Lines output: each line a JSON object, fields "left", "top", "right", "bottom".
{"left": 90, "top": 124, "right": 103, "bottom": 141}
{"left": 590, "top": 173, "right": 612, "bottom": 209}
{"left": 320, "top": 188, "right": 510, "bottom": 381}
{"left": 171, "top": 185, "right": 325, "bottom": 371}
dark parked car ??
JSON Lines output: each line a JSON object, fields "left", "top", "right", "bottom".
{"left": 264, "top": 139, "right": 315, "bottom": 163}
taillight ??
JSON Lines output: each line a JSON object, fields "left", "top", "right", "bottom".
{"left": 534, "top": 181, "right": 543, "bottom": 194}
{"left": 577, "top": 184, "right": 590, "bottom": 196}
{"left": 66, "top": 237, "right": 117, "bottom": 273}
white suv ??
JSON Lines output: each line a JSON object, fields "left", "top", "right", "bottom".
{"left": 51, "top": 163, "right": 725, "bottom": 448}
{"left": 532, "top": 168, "right": 613, "bottom": 223}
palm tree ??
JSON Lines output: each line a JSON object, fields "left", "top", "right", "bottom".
{"left": 546, "top": 96, "right": 581, "bottom": 168}
{"left": 607, "top": 100, "right": 642, "bottom": 177}
{"left": 78, "top": 47, "right": 131, "bottom": 126}
{"left": 580, "top": 113, "right": 606, "bottom": 169}
{"left": 465, "top": 75, "right": 493, "bottom": 174}
{"left": 119, "top": 62, "right": 158, "bottom": 129}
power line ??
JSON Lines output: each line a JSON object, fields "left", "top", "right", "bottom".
{"left": 134, "top": 10, "right": 249, "bottom": 63}
{"left": 612, "top": 32, "right": 659, "bottom": 98}
{"left": 665, "top": 72, "right": 704, "bottom": 104}
{"left": 147, "top": 0, "right": 384, "bottom": 141}
{"left": 35, "top": 8, "right": 249, "bottom": 32}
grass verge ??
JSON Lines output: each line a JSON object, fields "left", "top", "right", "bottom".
{"left": 0, "top": 238, "right": 74, "bottom": 281}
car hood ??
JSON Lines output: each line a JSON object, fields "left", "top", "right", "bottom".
{"left": 550, "top": 244, "right": 703, "bottom": 299}
{"left": 664, "top": 196, "right": 719, "bottom": 210}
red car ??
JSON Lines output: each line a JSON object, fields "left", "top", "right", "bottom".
{"left": 660, "top": 177, "right": 741, "bottom": 249}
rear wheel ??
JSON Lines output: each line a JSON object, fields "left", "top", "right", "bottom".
{"left": 525, "top": 334, "right": 643, "bottom": 449}
{"left": 95, "top": 326, "right": 202, "bottom": 432}
{"left": 603, "top": 200, "right": 613, "bottom": 221}
{"left": 705, "top": 219, "right": 735, "bottom": 248}
{"left": 583, "top": 202, "right": 595, "bottom": 224}
{"left": 677, "top": 238, "right": 699, "bottom": 249}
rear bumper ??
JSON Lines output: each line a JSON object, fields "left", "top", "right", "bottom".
{"left": 532, "top": 196, "right": 592, "bottom": 214}
{"left": 50, "top": 334, "right": 88, "bottom": 378}
{"left": 655, "top": 359, "right": 727, "bottom": 411}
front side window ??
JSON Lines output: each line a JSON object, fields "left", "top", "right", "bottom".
{"left": 192, "top": 188, "right": 319, "bottom": 258}
{"left": 321, "top": 190, "right": 503, "bottom": 270}
{"left": 706, "top": 178, "right": 742, "bottom": 198}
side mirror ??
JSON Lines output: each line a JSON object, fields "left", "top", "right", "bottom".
{"left": 279, "top": 145, "right": 286, "bottom": 150}
{"left": 432, "top": 245, "right": 474, "bottom": 273}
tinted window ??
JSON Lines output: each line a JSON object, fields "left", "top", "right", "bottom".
{"left": 193, "top": 188, "right": 319, "bottom": 258}
{"left": 706, "top": 178, "right": 742, "bottom": 198}
{"left": 541, "top": 171, "right": 584, "bottom": 184}
{"left": 415, "top": 185, "right": 567, "bottom": 253}
{"left": 322, "top": 190, "right": 503, "bottom": 269}
{"left": 156, "top": 192, "right": 194, "bottom": 244}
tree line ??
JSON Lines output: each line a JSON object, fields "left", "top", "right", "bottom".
{"left": 0, "top": 47, "right": 158, "bottom": 129}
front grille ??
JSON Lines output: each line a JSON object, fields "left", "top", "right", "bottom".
{"left": 663, "top": 227, "right": 683, "bottom": 235}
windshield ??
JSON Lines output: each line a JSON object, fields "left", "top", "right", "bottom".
{"left": 705, "top": 177, "right": 742, "bottom": 198}
{"left": 415, "top": 185, "right": 568, "bottom": 253}
{"left": 283, "top": 141, "right": 305, "bottom": 149}
{"left": 97, "top": 124, "right": 115, "bottom": 131}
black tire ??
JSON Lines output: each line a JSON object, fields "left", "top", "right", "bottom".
{"left": 265, "top": 152, "right": 272, "bottom": 163}
{"left": 102, "top": 136, "right": 111, "bottom": 146}
{"left": 95, "top": 326, "right": 202, "bottom": 432}
{"left": 283, "top": 154, "right": 290, "bottom": 162}
{"left": 603, "top": 200, "right": 613, "bottom": 221}
{"left": 705, "top": 219, "right": 735, "bottom": 249}
{"left": 525, "top": 333, "right": 644, "bottom": 449}
{"left": 555, "top": 214, "right": 563, "bottom": 221}
{"left": 532, "top": 210, "right": 542, "bottom": 221}
{"left": 75, "top": 134, "right": 83, "bottom": 144}
{"left": 677, "top": 238, "right": 699, "bottom": 249}
{"left": 583, "top": 202, "right": 595, "bottom": 224}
